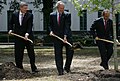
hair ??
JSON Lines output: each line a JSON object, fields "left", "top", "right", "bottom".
{"left": 19, "top": 1, "right": 28, "bottom": 7}
{"left": 55, "top": 1, "right": 65, "bottom": 8}
{"left": 102, "top": 9, "right": 110, "bottom": 16}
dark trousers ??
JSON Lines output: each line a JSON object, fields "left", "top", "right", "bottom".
{"left": 54, "top": 38, "right": 74, "bottom": 74}
{"left": 96, "top": 40, "right": 113, "bottom": 65}
{"left": 14, "top": 38, "right": 37, "bottom": 71}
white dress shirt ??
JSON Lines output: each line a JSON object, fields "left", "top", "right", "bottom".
{"left": 57, "top": 11, "right": 59, "bottom": 23}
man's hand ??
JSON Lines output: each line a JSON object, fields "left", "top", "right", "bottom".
{"left": 8, "top": 30, "right": 12, "bottom": 34}
{"left": 64, "top": 35, "right": 67, "bottom": 43}
{"left": 95, "top": 36, "right": 99, "bottom": 40}
{"left": 25, "top": 33, "right": 29, "bottom": 40}
{"left": 49, "top": 31, "right": 54, "bottom": 36}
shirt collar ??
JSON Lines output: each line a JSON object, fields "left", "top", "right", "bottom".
{"left": 57, "top": 11, "right": 59, "bottom": 15}
{"left": 20, "top": 11, "right": 23, "bottom": 15}
{"left": 103, "top": 17, "right": 109, "bottom": 22}
{"left": 57, "top": 11, "right": 63, "bottom": 15}
{"left": 19, "top": 11, "right": 25, "bottom": 16}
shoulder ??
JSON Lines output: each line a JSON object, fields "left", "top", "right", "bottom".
{"left": 27, "top": 12, "right": 33, "bottom": 16}
{"left": 50, "top": 11, "right": 56, "bottom": 16}
{"left": 108, "top": 19, "right": 113, "bottom": 22}
{"left": 12, "top": 11, "right": 18, "bottom": 16}
{"left": 95, "top": 17, "right": 102, "bottom": 21}
{"left": 64, "top": 11, "right": 71, "bottom": 15}
{"left": 26, "top": 12, "right": 33, "bottom": 19}
{"left": 94, "top": 17, "right": 103, "bottom": 22}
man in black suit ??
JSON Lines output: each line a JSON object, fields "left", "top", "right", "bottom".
{"left": 90, "top": 9, "right": 113, "bottom": 70}
{"left": 49, "top": 1, "right": 74, "bottom": 75}
{"left": 8, "top": 2, "right": 38, "bottom": 73}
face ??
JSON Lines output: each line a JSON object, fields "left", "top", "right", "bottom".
{"left": 20, "top": 5, "right": 28, "bottom": 13}
{"left": 103, "top": 12, "right": 110, "bottom": 20}
{"left": 57, "top": 4, "right": 64, "bottom": 14}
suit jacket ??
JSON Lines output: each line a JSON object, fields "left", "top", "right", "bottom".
{"left": 9, "top": 11, "right": 33, "bottom": 40}
{"left": 90, "top": 17, "right": 113, "bottom": 40}
{"left": 49, "top": 11, "right": 72, "bottom": 38}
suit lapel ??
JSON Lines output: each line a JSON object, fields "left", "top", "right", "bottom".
{"left": 60, "top": 13, "right": 64, "bottom": 25}
{"left": 55, "top": 12, "right": 58, "bottom": 26}
{"left": 54, "top": 12, "right": 59, "bottom": 26}
{"left": 105, "top": 19, "right": 110, "bottom": 31}
{"left": 22, "top": 13, "right": 28, "bottom": 25}
{"left": 15, "top": 12, "right": 20, "bottom": 26}
{"left": 59, "top": 12, "right": 65, "bottom": 26}
{"left": 100, "top": 18, "right": 105, "bottom": 31}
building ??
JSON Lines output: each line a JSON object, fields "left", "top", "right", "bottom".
{"left": 1, "top": 0, "right": 118, "bottom": 45}
{"left": 0, "top": 0, "right": 106, "bottom": 33}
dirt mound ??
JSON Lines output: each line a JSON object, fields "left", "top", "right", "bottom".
{"left": 0, "top": 62, "right": 32, "bottom": 80}
{"left": 0, "top": 62, "right": 120, "bottom": 81}
{"left": 91, "top": 70, "right": 120, "bottom": 81}
{"left": 73, "top": 70, "right": 120, "bottom": 81}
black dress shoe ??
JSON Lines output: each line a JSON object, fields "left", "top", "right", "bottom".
{"left": 64, "top": 68, "right": 71, "bottom": 73}
{"left": 100, "top": 63, "right": 109, "bottom": 70}
{"left": 32, "top": 69, "right": 39, "bottom": 74}
{"left": 58, "top": 72, "right": 64, "bottom": 76}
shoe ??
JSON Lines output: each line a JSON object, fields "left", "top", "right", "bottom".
{"left": 100, "top": 63, "right": 109, "bottom": 70}
{"left": 64, "top": 68, "right": 71, "bottom": 73}
{"left": 31, "top": 69, "right": 39, "bottom": 74}
{"left": 58, "top": 72, "right": 64, "bottom": 76}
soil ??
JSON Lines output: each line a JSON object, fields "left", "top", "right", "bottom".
{"left": 0, "top": 47, "right": 120, "bottom": 81}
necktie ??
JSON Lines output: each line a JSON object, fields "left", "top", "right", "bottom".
{"left": 21, "top": 14, "right": 24, "bottom": 25}
{"left": 104, "top": 20, "right": 107, "bottom": 30}
{"left": 58, "top": 13, "right": 61, "bottom": 25}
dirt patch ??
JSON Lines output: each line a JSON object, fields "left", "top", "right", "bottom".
{"left": 1, "top": 63, "right": 120, "bottom": 81}
{"left": 55, "top": 70, "right": 120, "bottom": 81}
{"left": 0, "top": 48, "right": 120, "bottom": 81}
{"left": 0, "top": 62, "right": 32, "bottom": 80}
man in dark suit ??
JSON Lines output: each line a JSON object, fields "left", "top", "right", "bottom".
{"left": 49, "top": 1, "right": 74, "bottom": 75}
{"left": 90, "top": 9, "right": 113, "bottom": 70}
{"left": 8, "top": 2, "right": 38, "bottom": 73}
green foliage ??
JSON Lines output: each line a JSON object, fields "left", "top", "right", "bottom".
{"left": 68, "top": 0, "right": 120, "bottom": 16}
{"left": 9, "top": 0, "right": 19, "bottom": 11}
{"left": 0, "top": 0, "right": 6, "bottom": 13}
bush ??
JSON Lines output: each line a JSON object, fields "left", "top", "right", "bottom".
{"left": 0, "top": 34, "right": 14, "bottom": 42}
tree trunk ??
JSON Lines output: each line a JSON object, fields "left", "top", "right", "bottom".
{"left": 112, "top": 0, "right": 118, "bottom": 71}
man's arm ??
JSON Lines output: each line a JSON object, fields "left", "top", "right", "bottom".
{"left": 63, "top": 12, "right": 71, "bottom": 42}
{"left": 49, "top": 13, "right": 54, "bottom": 36}
{"left": 64, "top": 13, "right": 71, "bottom": 37}
{"left": 90, "top": 20, "right": 97, "bottom": 39}
{"left": 27, "top": 13, "right": 33, "bottom": 34}
{"left": 25, "top": 13, "right": 33, "bottom": 38}
{"left": 8, "top": 13, "right": 14, "bottom": 34}
{"left": 110, "top": 20, "right": 114, "bottom": 39}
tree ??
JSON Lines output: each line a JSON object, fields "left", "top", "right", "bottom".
{"left": 0, "top": 0, "right": 6, "bottom": 13}
{"left": 68, "top": 0, "right": 120, "bottom": 70}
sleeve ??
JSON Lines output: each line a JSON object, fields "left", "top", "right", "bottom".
{"left": 48, "top": 14, "right": 53, "bottom": 33}
{"left": 111, "top": 20, "right": 113, "bottom": 39}
{"left": 8, "top": 13, "right": 14, "bottom": 31}
{"left": 64, "top": 13, "right": 71, "bottom": 36}
{"left": 27, "top": 13, "right": 33, "bottom": 34}
{"left": 90, "top": 20, "right": 97, "bottom": 38}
